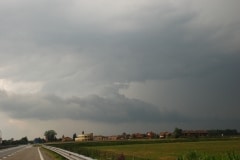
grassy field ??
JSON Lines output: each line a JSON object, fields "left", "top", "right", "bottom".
{"left": 87, "top": 139, "right": 240, "bottom": 160}
{"left": 49, "top": 138, "right": 240, "bottom": 160}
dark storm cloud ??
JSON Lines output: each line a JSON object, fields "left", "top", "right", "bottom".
{"left": 0, "top": 0, "right": 239, "bottom": 133}
{"left": 0, "top": 90, "right": 188, "bottom": 123}
{"left": 0, "top": 0, "right": 239, "bottom": 84}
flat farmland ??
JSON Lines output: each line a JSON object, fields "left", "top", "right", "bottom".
{"left": 88, "top": 139, "right": 240, "bottom": 160}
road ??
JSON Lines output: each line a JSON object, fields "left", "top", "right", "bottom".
{"left": 0, "top": 145, "right": 53, "bottom": 160}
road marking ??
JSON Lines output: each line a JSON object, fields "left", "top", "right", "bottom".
{"left": 38, "top": 147, "right": 44, "bottom": 160}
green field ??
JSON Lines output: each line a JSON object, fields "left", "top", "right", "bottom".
{"left": 90, "top": 139, "right": 240, "bottom": 159}
{"left": 49, "top": 138, "right": 240, "bottom": 160}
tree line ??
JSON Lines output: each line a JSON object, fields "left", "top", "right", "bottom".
{"left": 173, "top": 128, "right": 239, "bottom": 138}
{"left": 1, "top": 137, "right": 28, "bottom": 146}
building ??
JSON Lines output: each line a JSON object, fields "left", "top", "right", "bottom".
{"left": 146, "top": 131, "right": 157, "bottom": 139}
{"left": 75, "top": 131, "right": 93, "bottom": 142}
{"left": 93, "top": 135, "right": 108, "bottom": 141}
{"left": 159, "top": 132, "right": 172, "bottom": 139}
{"left": 107, "top": 135, "right": 120, "bottom": 141}
{"left": 61, "top": 135, "right": 73, "bottom": 142}
{"left": 131, "top": 133, "right": 145, "bottom": 139}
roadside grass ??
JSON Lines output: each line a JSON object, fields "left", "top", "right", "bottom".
{"left": 40, "top": 147, "right": 67, "bottom": 160}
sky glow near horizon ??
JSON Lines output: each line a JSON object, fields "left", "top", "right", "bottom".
{"left": 0, "top": 0, "right": 240, "bottom": 140}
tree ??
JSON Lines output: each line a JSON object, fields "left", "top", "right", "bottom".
{"left": 73, "top": 133, "right": 77, "bottom": 140}
{"left": 19, "top": 137, "right": 28, "bottom": 144}
{"left": 122, "top": 132, "right": 127, "bottom": 139}
{"left": 44, "top": 130, "right": 57, "bottom": 142}
{"left": 173, "top": 128, "right": 182, "bottom": 138}
{"left": 34, "top": 137, "right": 45, "bottom": 144}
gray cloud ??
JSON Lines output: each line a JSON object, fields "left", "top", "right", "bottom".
{"left": 0, "top": 0, "right": 240, "bottom": 138}
{"left": 1, "top": 0, "right": 239, "bottom": 83}
{"left": 0, "top": 90, "right": 180, "bottom": 123}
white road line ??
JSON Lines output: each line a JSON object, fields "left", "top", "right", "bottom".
{"left": 38, "top": 147, "right": 44, "bottom": 160}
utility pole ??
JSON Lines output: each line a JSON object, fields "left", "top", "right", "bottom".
{"left": 0, "top": 130, "right": 2, "bottom": 144}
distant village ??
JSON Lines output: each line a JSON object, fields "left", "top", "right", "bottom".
{"left": 60, "top": 129, "right": 239, "bottom": 143}
{"left": 1, "top": 128, "right": 239, "bottom": 145}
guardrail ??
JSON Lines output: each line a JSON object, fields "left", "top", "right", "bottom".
{"left": 42, "top": 145, "right": 95, "bottom": 160}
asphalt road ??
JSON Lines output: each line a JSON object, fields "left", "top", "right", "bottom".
{"left": 0, "top": 145, "right": 53, "bottom": 160}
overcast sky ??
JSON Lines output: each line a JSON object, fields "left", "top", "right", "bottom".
{"left": 0, "top": 0, "right": 240, "bottom": 140}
